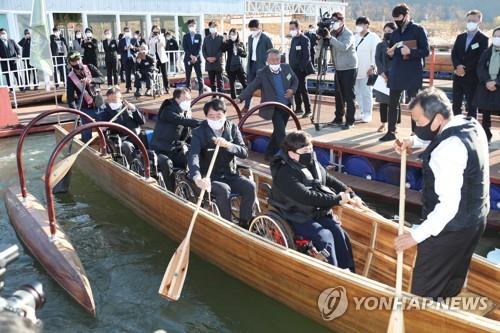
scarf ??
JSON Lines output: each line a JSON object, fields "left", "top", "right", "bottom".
{"left": 489, "top": 47, "right": 500, "bottom": 81}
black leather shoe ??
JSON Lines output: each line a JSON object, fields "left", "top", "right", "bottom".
{"left": 379, "top": 132, "right": 396, "bottom": 142}
{"left": 302, "top": 111, "right": 312, "bottom": 118}
{"left": 342, "top": 123, "right": 354, "bottom": 130}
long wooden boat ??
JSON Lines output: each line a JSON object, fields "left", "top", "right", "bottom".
{"left": 53, "top": 124, "right": 500, "bottom": 332}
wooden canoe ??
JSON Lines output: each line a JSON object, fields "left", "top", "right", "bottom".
{"left": 53, "top": 124, "right": 500, "bottom": 332}
{"left": 4, "top": 185, "right": 95, "bottom": 315}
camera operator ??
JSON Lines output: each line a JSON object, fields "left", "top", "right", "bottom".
{"left": 324, "top": 12, "right": 358, "bottom": 130}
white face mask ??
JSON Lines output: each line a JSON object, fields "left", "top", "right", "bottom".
{"left": 124, "top": 32, "right": 131, "bottom": 38}
{"left": 189, "top": 26, "right": 196, "bottom": 33}
{"left": 493, "top": 37, "right": 500, "bottom": 47}
{"left": 230, "top": 34, "right": 237, "bottom": 41}
{"left": 290, "top": 29, "right": 298, "bottom": 37}
{"left": 86, "top": 32, "right": 92, "bottom": 38}
{"left": 466, "top": 22, "right": 478, "bottom": 32}
{"left": 54, "top": 31, "right": 61, "bottom": 37}
{"left": 108, "top": 102, "right": 122, "bottom": 110}
{"left": 355, "top": 25, "right": 364, "bottom": 34}
{"left": 207, "top": 118, "right": 226, "bottom": 131}
{"left": 332, "top": 22, "right": 341, "bottom": 31}
{"left": 209, "top": 27, "right": 217, "bottom": 34}
{"left": 76, "top": 33, "right": 82, "bottom": 38}
{"left": 166, "top": 36, "right": 172, "bottom": 40}
{"left": 0, "top": 34, "right": 7, "bottom": 41}
{"left": 179, "top": 100, "right": 191, "bottom": 111}
{"left": 269, "top": 64, "right": 281, "bottom": 72}
{"left": 105, "top": 34, "right": 111, "bottom": 39}
{"left": 251, "top": 30, "right": 260, "bottom": 38}
{"left": 308, "top": 29, "right": 315, "bottom": 34}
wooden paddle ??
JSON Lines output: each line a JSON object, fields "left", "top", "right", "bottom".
{"left": 159, "top": 143, "right": 221, "bottom": 301}
{"left": 387, "top": 149, "right": 407, "bottom": 333}
{"left": 46, "top": 105, "right": 129, "bottom": 187}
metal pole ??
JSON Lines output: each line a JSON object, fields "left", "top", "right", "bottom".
{"left": 280, "top": 2, "right": 285, "bottom": 50}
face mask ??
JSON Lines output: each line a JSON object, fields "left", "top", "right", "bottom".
{"left": 76, "top": 33, "right": 82, "bottom": 38}
{"left": 179, "top": 100, "right": 191, "bottom": 111}
{"left": 332, "top": 22, "right": 341, "bottom": 31}
{"left": 108, "top": 102, "right": 122, "bottom": 110}
{"left": 25, "top": 34, "right": 31, "bottom": 38}
{"left": 384, "top": 32, "right": 392, "bottom": 41}
{"left": 298, "top": 152, "right": 313, "bottom": 166}
{"left": 0, "top": 34, "right": 7, "bottom": 41}
{"left": 230, "top": 34, "right": 237, "bottom": 41}
{"left": 394, "top": 18, "right": 405, "bottom": 30}
{"left": 466, "top": 22, "right": 478, "bottom": 32}
{"left": 290, "top": 29, "right": 298, "bottom": 37}
{"left": 355, "top": 25, "right": 364, "bottom": 34}
{"left": 166, "top": 35, "right": 172, "bottom": 40}
{"left": 105, "top": 34, "right": 111, "bottom": 39}
{"left": 308, "top": 29, "right": 315, "bottom": 34}
{"left": 251, "top": 30, "right": 260, "bottom": 38}
{"left": 209, "top": 27, "right": 217, "bottom": 34}
{"left": 269, "top": 64, "right": 280, "bottom": 72}
{"left": 414, "top": 115, "right": 441, "bottom": 141}
{"left": 54, "top": 31, "right": 60, "bottom": 37}
{"left": 207, "top": 118, "right": 225, "bottom": 131}
{"left": 492, "top": 37, "right": 500, "bottom": 47}
{"left": 189, "top": 26, "right": 196, "bottom": 33}
{"left": 124, "top": 32, "right": 131, "bottom": 38}
{"left": 72, "top": 63, "right": 83, "bottom": 71}
{"left": 153, "top": 31, "right": 160, "bottom": 36}
{"left": 134, "top": 35, "right": 139, "bottom": 39}
{"left": 86, "top": 32, "right": 92, "bottom": 38}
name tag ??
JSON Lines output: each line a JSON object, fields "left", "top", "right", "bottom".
{"left": 286, "top": 73, "right": 292, "bottom": 81}
{"left": 194, "top": 39, "right": 199, "bottom": 44}
{"left": 144, "top": 62, "right": 150, "bottom": 65}
{"left": 471, "top": 43, "right": 479, "bottom": 50}
{"left": 296, "top": 45, "right": 302, "bottom": 50}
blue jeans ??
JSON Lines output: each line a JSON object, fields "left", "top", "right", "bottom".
{"left": 80, "top": 107, "right": 98, "bottom": 142}
{"left": 290, "top": 215, "right": 355, "bottom": 271}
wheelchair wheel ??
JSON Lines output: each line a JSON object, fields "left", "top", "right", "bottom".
{"left": 130, "top": 158, "right": 145, "bottom": 176}
{"left": 157, "top": 172, "right": 167, "bottom": 189}
{"left": 203, "top": 196, "right": 221, "bottom": 217}
{"left": 249, "top": 211, "right": 296, "bottom": 249}
{"left": 174, "top": 180, "right": 195, "bottom": 202}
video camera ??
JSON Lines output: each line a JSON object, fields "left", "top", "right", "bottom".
{"left": 0, "top": 245, "right": 45, "bottom": 328}
{"left": 316, "top": 9, "right": 335, "bottom": 40}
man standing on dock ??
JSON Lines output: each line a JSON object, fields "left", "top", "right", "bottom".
{"left": 393, "top": 88, "right": 489, "bottom": 299}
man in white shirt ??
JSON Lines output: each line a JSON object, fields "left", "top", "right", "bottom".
{"left": 394, "top": 88, "right": 489, "bottom": 299}
{"left": 353, "top": 16, "right": 380, "bottom": 123}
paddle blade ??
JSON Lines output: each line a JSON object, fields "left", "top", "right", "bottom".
{"left": 48, "top": 154, "right": 78, "bottom": 187}
{"left": 158, "top": 238, "right": 190, "bottom": 301}
{"left": 387, "top": 307, "right": 405, "bottom": 333}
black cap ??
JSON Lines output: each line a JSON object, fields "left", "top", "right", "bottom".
{"left": 24, "top": 29, "right": 30, "bottom": 34}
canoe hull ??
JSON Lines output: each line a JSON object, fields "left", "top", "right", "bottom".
{"left": 54, "top": 126, "right": 499, "bottom": 332}
{"left": 4, "top": 185, "right": 95, "bottom": 315}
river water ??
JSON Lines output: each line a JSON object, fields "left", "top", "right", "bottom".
{"left": 0, "top": 133, "right": 498, "bottom": 333}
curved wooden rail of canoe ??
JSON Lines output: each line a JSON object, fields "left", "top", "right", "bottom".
{"left": 238, "top": 102, "right": 302, "bottom": 131}
{"left": 44, "top": 122, "right": 150, "bottom": 236}
{"left": 16, "top": 108, "right": 106, "bottom": 198}
{"left": 190, "top": 92, "right": 242, "bottom": 120}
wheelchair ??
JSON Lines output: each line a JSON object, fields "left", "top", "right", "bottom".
{"left": 105, "top": 130, "right": 130, "bottom": 169}
{"left": 248, "top": 183, "right": 333, "bottom": 263}
{"left": 129, "top": 149, "right": 167, "bottom": 189}
{"left": 150, "top": 67, "right": 164, "bottom": 99}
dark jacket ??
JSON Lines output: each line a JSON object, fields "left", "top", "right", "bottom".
{"left": 202, "top": 33, "right": 224, "bottom": 72}
{"left": 118, "top": 37, "right": 139, "bottom": 59}
{"left": 221, "top": 39, "right": 246, "bottom": 72}
{"left": 66, "top": 64, "right": 105, "bottom": 109}
{"left": 97, "top": 103, "right": 145, "bottom": 135}
{"left": 247, "top": 32, "right": 273, "bottom": 72}
{"left": 238, "top": 64, "right": 298, "bottom": 120}
{"left": 135, "top": 54, "right": 155, "bottom": 74}
{"left": 150, "top": 98, "right": 201, "bottom": 154}
{"left": 188, "top": 120, "right": 248, "bottom": 180}
{"left": 304, "top": 31, "right": 318, "bottom": 58}
{"left": 374, "top": 39, "right": 392, "bottom": 104}
{"left": 82, "top": 37, "right": 99, "bottom": 66}
{"left": 18, "top": 37, "right": 31, "bottom": 58}
{"left": 165, "top": 38, "right": 179, "bottom": 51}
{"left": 49, "top": 35, "right": 68, "bottom": 56}
{"left": 102, "top": 39, "right": 118, "bottom": 63}
{"left": 270, "top": 150, "right": 348, "bottom": 223}
{"left": 473, "top": 47, "right": 500, "bottom": 111}
{"left": 0, "top": 38, "right": 20, "bottom": 71}
{"left": 289, "top": 34, "right": 313, "bottom": 74}
{"left": 451, "top": 31, "right": 489, "bottom": 83}
{"left": 182, "top": 32, "right": 202, "bottom": 62}
{"left": 388, "top": 21, "right": 429, "bottom": 91}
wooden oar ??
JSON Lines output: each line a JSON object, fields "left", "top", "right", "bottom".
{"left": 159, "top": 143, "right": 221, "bottom": 301}
{"left": 387, "top": 149, "right": 407, "bottom": 333}
{"left": 46, "top": 105, "right": 129, "bottom": 187}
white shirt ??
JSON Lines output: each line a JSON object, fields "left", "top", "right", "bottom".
{"left": 251, "top": 32, "right": 261, "bottom": 61}
{"left": 410, "top": 115, "right": 490, "bottom": 243}
{"left": 354, "top": 31, "right": 380, "bottom": 79}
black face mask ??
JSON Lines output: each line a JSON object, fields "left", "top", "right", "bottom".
{"left": 394, "top": 18, "right": 405, "bottom": 30}
{"left": 414, "top": 115, "right": 441, "bottom": 141}
{"left": 298, "top": 152, "right": 313, "bottom": 166}
{"left": 71, "top": 63, "right": 83, "bottom": 71}
{"left": 384, "top": 32, "right": 392, "bottom": 41}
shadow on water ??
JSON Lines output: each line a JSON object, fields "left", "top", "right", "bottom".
{"left": 0, "top": 133, "right": 498, "bottom": 332}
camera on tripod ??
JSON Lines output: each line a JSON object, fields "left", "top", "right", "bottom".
{"left": 316, "top": 9, "right": 335, "bottom": 40}
{"left": 0, "top": 245, "right": 45, "bottom": 326}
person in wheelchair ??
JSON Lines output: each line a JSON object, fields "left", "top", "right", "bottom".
{"left": 270, "top": 131, "right": 364, "bottom": 271}
{"left": 188, "top": 99, "right": 256, "bottom": 228}
{"left": 150, "top": 87, "right": 201, "bottom": 190}
{"left": 134, "top": 44, "right": 155, "bottom": 97}
{"left": 98, "top": 86, "right": 145, "bottom": 164}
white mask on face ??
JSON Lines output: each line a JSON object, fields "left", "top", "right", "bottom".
{"left": 269, "top": 64, "right": 281, "bottom": 72}
{"left": 466, "top": 22, "right": 478, "bottom": 32}
{"left": 332, "top": 21, "right": 341, "bottom": 31}
{"left": 251, "top": 30, "right": 260, "bottom": 38}
{"left": 0, "top": 34, "right": 7, "bottom": 41}
{"left": 76, "top": 33, "right": 82, "bottom": 39}
{"left": 86, "top": 32, "right": 92, "bottom": 38}
{"left": 493, "top": 37, "right": 500, "bottom": 47}
{"left": 209, "top": 27, "right": 217, "bottom": 34}
{"left": 308, "top": 29, "right": 315, "bottom": 34}
{"left": 230, "top": 34, "right": 237, "bottom": 41}
{"left": 108, "top": 102, "right": 122, "bottom": 110}
{"left": 207, "top": 118, "right": 226, "bottom": 131}
{"left": 179, "top": 100, "right": 191, "bottom": 111}
{"left": 166, "top": 35, "right": 172, "bottom": 40}
{"left": 290, "top": 29, "right": 298, "bottom": 37}
{"left": 124, "top": 32, "right": 131, "bottom": 38}
{"left": 355, "top": 25, "right": 364, "bottom": 34}
{"left": 189, "top": 26, "right": 196, "bottom": 33}
{"left": 105, "top": 34, "right": 111, "bottom": 39}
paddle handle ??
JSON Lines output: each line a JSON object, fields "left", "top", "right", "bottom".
{"left": 395, "top": 151, "right": 407, "bottom": 297}
{"left": 185, "top": 143, "right": 221, "bottom": 239}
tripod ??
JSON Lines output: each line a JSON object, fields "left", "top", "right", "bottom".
{"left": 310, "top": 38, "right": 332, "bottom": 131}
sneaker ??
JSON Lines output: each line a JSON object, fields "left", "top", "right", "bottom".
{"left": 145, "top": 89, "right": 152, "bottom": 96}
{"left": 302, "top": 110, "right": 312, "bottom": 118}
{"left": 342, "top": 123, "right": 355, "bottom": 130}
{"left": 134, "top": 90, "right": 141, "bottom": 98}
{"left": 328, "top": 117, "right": 343, "bottom": 126}
{"left": 354, "top": 113, "right": 362, "bottom": 121}
{"left": 379, "top": 132, "right": 396, "bottom": 142}
{"left": 295, "top": 109, "right": 304, "bottom": 116}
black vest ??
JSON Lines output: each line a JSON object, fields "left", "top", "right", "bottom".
{"left": 420, "top": 118, "right": 489, "bottom": 231}
{"left": 271, "top": 152, "right": 333, "bottom": 223}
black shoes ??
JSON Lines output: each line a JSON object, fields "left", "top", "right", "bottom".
{"left": 134, "top": 90, "right": 141, "bottom": 98}
{"left": 302, "top": 110, "right": 312, "bottom": 118}
{"left": 342, "top": 123, "right": 355, "bottom": 130}
{"left": 379, "top": 132, "right": 396, "bottom": 142}
{"left": 125, "top": 88, "right": 131, "bottom": 94}
{"left": 328, "top": 118, "right": 343, "bottom": 127}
